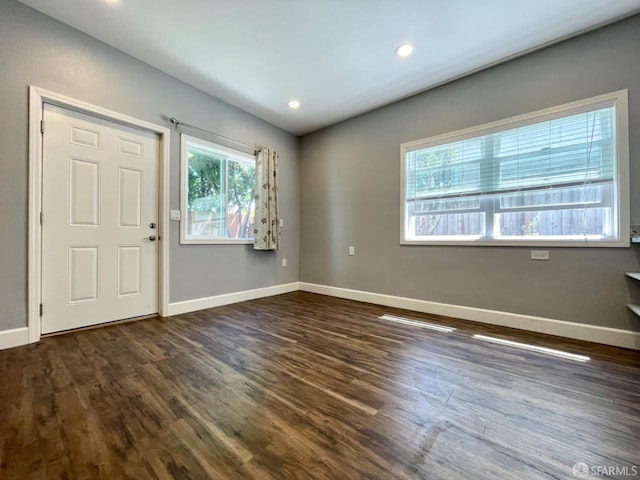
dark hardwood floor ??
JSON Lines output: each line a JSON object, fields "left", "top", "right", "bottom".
{"left": 1, "top": 291, "right": 639, "bottom": 479}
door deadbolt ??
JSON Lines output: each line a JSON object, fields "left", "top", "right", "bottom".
{"left": 149, "top": 222, "right": 157, "bottom": 229}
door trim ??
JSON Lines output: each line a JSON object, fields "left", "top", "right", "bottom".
{"left": 28, "top": 86, "right": 171, "bottom": 343}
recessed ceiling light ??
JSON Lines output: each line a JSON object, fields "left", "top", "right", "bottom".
{"left": 288, "top": 100, "right": 300, "bottom": 109}
{"left": 395, "top": 43, "right": 414, "bottom": 57}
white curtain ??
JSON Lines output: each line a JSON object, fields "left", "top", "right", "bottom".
{"left": 253, "top": 148, "right": 280, "bottom": 250}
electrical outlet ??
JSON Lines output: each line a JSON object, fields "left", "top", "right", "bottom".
{"left": 349, "top": 246, "right": 355, "bottom": 256}
{"left": 170, "top": 210, "right": 181, "bottom": 221}
{"left": 281, "top": 258, "right": 287, "bottom": 267}
{"left": 531, "top": 250, "right": 549, "bottom": 261}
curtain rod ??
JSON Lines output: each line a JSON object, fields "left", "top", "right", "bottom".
{"left": 169, "top": 117, "right": 261, "bottom": 154}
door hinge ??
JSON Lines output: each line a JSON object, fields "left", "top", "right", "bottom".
{"left": 39, "top": 304, "right": 43, "bottom": 316}
{"left": 40, "top": 212, "right": 43, "bottom": 225}
{"left": 40, "top": 120, "right": 45, "bottom": 134}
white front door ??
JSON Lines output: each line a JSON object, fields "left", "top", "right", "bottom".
{"left": 41, "top": 103, "right": 159, "bottom": 334}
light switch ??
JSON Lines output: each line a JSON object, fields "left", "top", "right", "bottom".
{"left": 170, "top": 210, "right": 181, "bottom": 221}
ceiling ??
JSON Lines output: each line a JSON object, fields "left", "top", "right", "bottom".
{"left": 18, "top": 0, "right": 640, "bottom": 135}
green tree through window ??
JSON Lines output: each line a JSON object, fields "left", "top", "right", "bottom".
{"left": 183, "top": 136, "right": 256, "bottom": 241}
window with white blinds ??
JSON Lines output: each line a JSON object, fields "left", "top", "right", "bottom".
{"left": 401, "top": 91, "right": 629, "bottom": 246}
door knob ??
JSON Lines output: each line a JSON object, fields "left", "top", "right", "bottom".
{"left": 147, "top": 235, "right": 157, "bottom": 241}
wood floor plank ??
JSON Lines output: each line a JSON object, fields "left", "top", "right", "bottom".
{"left": 2, "top": 291, "right": 639, "bottom": 479}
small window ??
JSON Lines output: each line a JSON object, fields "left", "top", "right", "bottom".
{"left": 401, "top": 91, "right": 629, "bottom": 247}
{"left": 180, "top": 134, "right": 256, "bottom": 244}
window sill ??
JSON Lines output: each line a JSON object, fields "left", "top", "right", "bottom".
{"left": 401, "top": 238, "right": 630, "bottom": 248}
{"left": 181, "top": 238, "right": 255, "bottom": 245}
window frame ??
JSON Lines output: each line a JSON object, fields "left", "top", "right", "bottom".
{"left": 180, "top": 134, "right": 256, "bottom": 245}
{"left": 400, "top": 90, "right": 630, "bottom": 247}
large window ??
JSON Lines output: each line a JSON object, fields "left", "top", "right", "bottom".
{"left": 401, "top": 91, "right": 629, "bottom": 246}
{"left": 181, "top": 135, "right": 256, "bottom": 244}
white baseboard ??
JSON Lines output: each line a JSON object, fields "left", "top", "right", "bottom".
{"left": 166, "top": 282, "right": 300, "bottom": 316}
{"left": 299, "top": 282, "right": 640, "bottom": 350}
{"left": 0, "top": 327, "right": 30, "bottom": 351}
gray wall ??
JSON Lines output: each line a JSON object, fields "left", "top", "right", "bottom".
{"left": 0, "top": 0, "right": 300, "bottom": 331}
{"left": 300, "top": 14, "right": 640, "bottom": 332}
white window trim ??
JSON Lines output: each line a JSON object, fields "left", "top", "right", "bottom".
{"left": 400, "top": 90, "right": 630, "bottom": 247}
{"left": 180, "top": 134, "right": 256, "bottom": 245}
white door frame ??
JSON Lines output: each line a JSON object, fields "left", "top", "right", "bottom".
{"left": 28, "top": 86, "right": 171, "bottom": 343}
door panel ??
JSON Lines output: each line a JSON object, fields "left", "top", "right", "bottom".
{"left": 118, "top": 246, "right": 142, "bottom": 297}
{"left": 68, "top": 246, "right": 99, "bottom": 303}
{"left": 69, "top": 125, "right": 100, "bottom": 148}
{"left": 69, "top": 158, "right": 100, "bottom": 227}
{"left": 118, "top": 167, "right": 142, "bottom": 228}
{"left": 41, "top": 103, "right": 159, "bottom": 334}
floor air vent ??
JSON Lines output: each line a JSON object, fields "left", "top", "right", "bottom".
{"left": 378, "top": 314, "right": 455, "bottom": 332}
